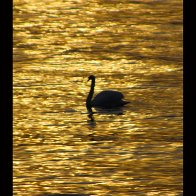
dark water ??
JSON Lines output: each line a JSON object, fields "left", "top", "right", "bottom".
{"left": 14, "top": 0, "right": 182, "bottom": 195}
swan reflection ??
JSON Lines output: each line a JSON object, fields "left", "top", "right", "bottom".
{"left": 87, "top": 106, "right": 125, "bottom": 126}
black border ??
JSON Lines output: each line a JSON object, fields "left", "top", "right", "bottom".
{"left": 184, "top": 0, "right": 196, "bottom": 195}
{"left": 0, "top": 0, "right": 13, "bottom": 195}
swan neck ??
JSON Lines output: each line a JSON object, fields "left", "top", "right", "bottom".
{"left": 86, "top": 78, "right": 95, "bottom": 108}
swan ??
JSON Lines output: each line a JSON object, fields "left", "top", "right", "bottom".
{"left": 86, "top": 75, "right": 129, "bottom": 109}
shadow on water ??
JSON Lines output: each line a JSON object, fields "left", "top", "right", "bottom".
{"left": 86, "top": 106, "right": 125, "bottom": 127}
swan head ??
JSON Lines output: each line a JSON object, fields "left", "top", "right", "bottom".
{"left": 88, "top": 75, "right": 95, "bottom": 81}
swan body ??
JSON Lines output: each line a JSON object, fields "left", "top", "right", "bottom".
{"left": 86, "top": 75, "right": 129, "bottom": 109}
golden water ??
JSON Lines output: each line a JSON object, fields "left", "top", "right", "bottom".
{"left": 13, "top": 0, "right": 183, "bottom": 195}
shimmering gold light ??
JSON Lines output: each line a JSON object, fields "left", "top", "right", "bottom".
{"left": 14, "top": 0, "right": 182, "bottom": 195}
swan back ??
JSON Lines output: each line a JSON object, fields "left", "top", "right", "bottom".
{"left": 91, "top": 90, "right": 127, "bottom": 108}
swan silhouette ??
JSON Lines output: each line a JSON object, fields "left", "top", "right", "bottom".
{"left": 86, "top": 75, "right": 129, "bottom": 109}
